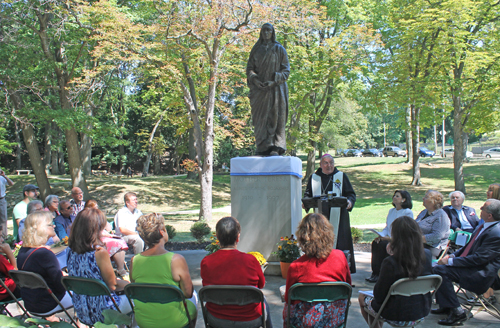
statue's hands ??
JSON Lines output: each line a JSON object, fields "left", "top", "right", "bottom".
{"left": 264, "top": 81, "right": 276, "bottom": 89}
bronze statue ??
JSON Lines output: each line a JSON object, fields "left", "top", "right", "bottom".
{"left": 246, "top": 23, "right": 289, "bottom": 156}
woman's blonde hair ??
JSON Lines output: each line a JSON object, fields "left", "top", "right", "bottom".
{"left": 296, "top": 213, "right": 334, "bottom": 259}
{"left": 136, "top": 213, "right": 166, "bottom": 248}
{"left": 488, "top": 183, "right": 500, "bottom": 200}
{"left": 22, "top": 211, "right": 53, "bottom": 247}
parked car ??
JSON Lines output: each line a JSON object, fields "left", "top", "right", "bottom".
{"left": 483, "top": 148, "right": 500, "bottom": 158}
{"left": 441, "top": 148, "right": 474, "bottom": 158}
{"left": 382, "top": 146, "right": 406, "bottom": 157}
{"left": 342, "top": 149, "right": 352, "bottom": 157}
{"left": 345, "top": 149, "right": 363, "bottom": 157}
{"left": 418, "top": 147, "right": 435, "bottom": 158}
{"left": 363, "top": 148, "right": 382, "bottom": 157}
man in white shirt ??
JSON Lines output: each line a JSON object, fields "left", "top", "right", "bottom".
{"left": 114, "top": 192, "right": 144, "bottom": 254}
{"left": 69, "top": 187, "right": 86, "bottom": 216}
{"left": 0, "top": 168, "right": 14, "bottom": 236}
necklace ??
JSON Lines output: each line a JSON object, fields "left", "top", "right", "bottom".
{"left": 321, "top": 176, "right": 333, "bottom": 195}
{"left": 220, "top": 246, "right": 237, "bottom": 250}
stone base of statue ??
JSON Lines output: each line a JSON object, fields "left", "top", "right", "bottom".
{"left": 231, "top": 156, "right": 303, "bottom": 276}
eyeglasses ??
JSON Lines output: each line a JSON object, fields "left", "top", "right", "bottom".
{"left": 64, "top": 206, "right": 71, "bottom": 210}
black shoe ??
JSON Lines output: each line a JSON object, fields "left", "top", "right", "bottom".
{"left": 431, "top": 307, "right": 450, "bottom": 315}
{"left": 438, "top": 311, "right": 467, "bottom": 326}
{"left": 365, "top": 274, "right": 379, "bottom": 283}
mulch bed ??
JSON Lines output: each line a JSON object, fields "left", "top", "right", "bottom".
{"left": 167, "top": 242, "right": 372, "bottom": 252}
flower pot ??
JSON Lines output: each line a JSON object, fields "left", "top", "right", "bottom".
{"left": 280, "top": 262, "right": 291, "bottom": 279}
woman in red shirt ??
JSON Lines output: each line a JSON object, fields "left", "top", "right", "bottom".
{"left": 283, "top": 213, "right": 352, "bottom": 328}
{"left": 0, "top": 235, "right": 19, "bottom": 301}
{"left": 200, "top": 216, "right": 272, "bottom": 328}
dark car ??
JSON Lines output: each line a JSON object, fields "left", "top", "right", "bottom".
{"left": 418, "top": 147, "right": 435, "bottom": 157}
{"left": 363, "top": 149, "right": 382, "bottom": 157}
{"left": 345, "top": 149, "right": 363, "bottom": 157}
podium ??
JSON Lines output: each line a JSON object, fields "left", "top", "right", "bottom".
{"left": 230, "top": 156, "right": 303, "bottom": 266}
{"left": 302, "top": 195, "right": 348, "bottom": 250}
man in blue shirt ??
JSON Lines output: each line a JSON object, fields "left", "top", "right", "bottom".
{"left": 443, "top": 191, "right": 479, "bottom": 232}
{"left": 54, "top": 200, "right": 76, "bottom": 239}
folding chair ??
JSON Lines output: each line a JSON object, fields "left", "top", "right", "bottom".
{"left": 0, "top": 278, "right": 29, "bottom": 318}
{"left": 287, "top": 282, "right": 352, "bottom": 328}
{"left": 124, "top": 283, "right": 193, "bottom": 328}
{"left": 61, "top": 276, "right": 122, "bottom": 313}
{"left": 369, "top": 274, "right": 442, "bottom": 328}
{"left": 199, "top": 285, "right": 265, "bottom": 328}
{"left": 455, "top": 270, "right": 500, "bottom": 320}
{"left": 8, "top": 270, "right": 78, "bottom": 327}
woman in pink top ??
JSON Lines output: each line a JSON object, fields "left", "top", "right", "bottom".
{"left": 283, "top": 213, "right": 352, "bottom": 328}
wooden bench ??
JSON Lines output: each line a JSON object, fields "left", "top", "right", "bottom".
{"left": 15, "top": 170, "right": 32, "bottom": 175}
{"left": 92, "top": 170, "right": 108, "bottom": 176}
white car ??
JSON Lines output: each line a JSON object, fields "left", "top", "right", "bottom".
{"left": 441, "top": 148, "right": 473, "bottom": 158}
{"left": 483, "top": 148, "right": 500, "bottom": 158}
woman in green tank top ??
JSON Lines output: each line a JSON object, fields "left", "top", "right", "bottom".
{"left": 131, "top": 213, "right": 198, "bottom": 328}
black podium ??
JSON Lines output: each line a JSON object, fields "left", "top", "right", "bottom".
{"left": 302, "top": 195, "right": 348, "bottom": 214}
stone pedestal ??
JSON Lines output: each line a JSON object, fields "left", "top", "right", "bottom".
{"left": 231, "top": 156, "right": 303, "bottom": 275}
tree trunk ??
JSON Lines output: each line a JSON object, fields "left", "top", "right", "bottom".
{"left": 9, "top": 91, "right": 52, "bottom": 200}
{"left": 80, "top": 106, "right": 93, "bottom": 177}
{"left": 14, "top": 120, "right": 22, "bottom": 170}
{"left": 411, "top": 104, "right": 421, "bottom": 186}
{"left": 182, "top": 58, "right": 201, "bottom": 180}
{"left": 65, "top": 127, "right": 89, "bottom": 198}
{"left": 405, "top": 104, "right": 412, "bottom": 163}
{"left": 143, "top": 114, "right": 164, "bottom": 177}
{"left": 305, "top": 146, "right": 316, "bottom": 181}
{"left": 51, "top": 123, "right": 60, "bottom": 175}
{"left": 187, "top": 129, "right": 197, "bottom": 179}
{"left": 154, "top": 153, "right": 160, "bottom": 174}
{"left": 452, "top": 96, "right": 466, "bottom": 193}
{"left": 199, "top": 54, "right": 220, "bottom": 221}
{"left": 44, "top": 123, "right": 52, "bottom": 169}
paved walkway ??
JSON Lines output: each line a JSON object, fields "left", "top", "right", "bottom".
{"left": 4, "top": 251, "right": 499, "bottom": 327}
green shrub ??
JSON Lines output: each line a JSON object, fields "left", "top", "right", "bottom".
{"left": 166, "top": 225, "right": 177, "bottom": 240}
{"left": 190, "top": 221, "right": 211, "bottom": 243}
{"left": 351, "top": 227, "right": 363, "bottom": 243}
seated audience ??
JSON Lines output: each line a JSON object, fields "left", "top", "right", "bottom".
{"left": 70, "top": 187, "right": 85, "bottom": 216}
{"left": 130, "top": 213, "right": 198, "bottom": 328}
{"left": 85, "top": 200, "right": 129, "bottom": 279}
{"left": 432, "top": 199, "right": 500, "bottom": 326}
{"left": 17, "top": 211, "right": 72, "bottom": 322}
{"left": 0, "top": 235, "right": 20, "bottom": 301}
{"left": 54, "top": 200, "right": 76, "bottom": 240}
{"left": 443, "top": 191, "right": 478, "bottom": 232}
{"left": 359, "top": 216, "right": 433, "bottom": 328}
{"left": 12, "top": 184, "right": 39, "bottom": 241}
{"left": 67, "top": 208, "right": 131, "bottom": 326}
{"left": 415, "top": 190, "right": 450, "bottom": 257}
{"left": 18, "top": 200, "right": 44, "bottom": 241}
{"left": 283, "top": 213, "right": 351, "bottom": 328}
{"left": 367, "top": 190, "right": 413, "bottom": 283}
{"left": 114, "top": 192, "right": 144, "bottom": 254}
{"left": 201, "top": 216, "right": 272, "bottom": 328}
{"left": 44, "top": 195, "right": 60, "bottom": 219}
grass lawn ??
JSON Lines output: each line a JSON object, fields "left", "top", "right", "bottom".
{"left": 4, "top": 156, "right": 499, "bottom": 243}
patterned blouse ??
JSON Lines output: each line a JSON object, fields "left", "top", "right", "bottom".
{"left": 67, "top": 248, "right": 122, "bottom": 326}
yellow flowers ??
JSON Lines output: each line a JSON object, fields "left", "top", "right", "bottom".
{"left": 273, "top": 235, "right": 300, "bottom": 263}
{"left": 247, "top": 251, "right": 267, "bottom": 266}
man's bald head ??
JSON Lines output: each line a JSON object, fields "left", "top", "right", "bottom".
{"left": 71, "top": 187, "right": 83, "bottom": 203}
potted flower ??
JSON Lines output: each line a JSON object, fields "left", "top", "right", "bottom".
{"left": 247, "top": 251, "right": 268, "bottom": 272}
{"left": 273, "top": 235, "right": 300, "bottom": 278}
